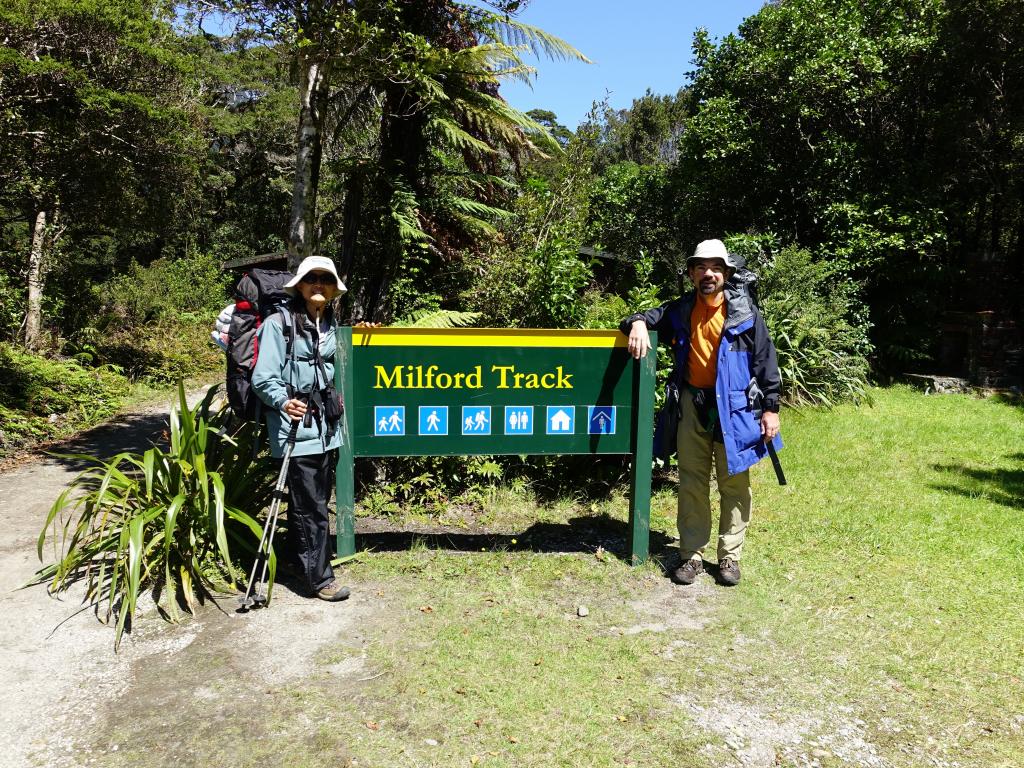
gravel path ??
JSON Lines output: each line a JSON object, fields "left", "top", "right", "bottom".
{"left": 1, "top": 406, "right": 175, "bottom": 767}
{"left": 0, "top": 397, "right": 373, "bottom": 768}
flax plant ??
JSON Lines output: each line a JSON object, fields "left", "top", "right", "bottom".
{"left": 36, "top": 382, "right": 277, "bottom": 649}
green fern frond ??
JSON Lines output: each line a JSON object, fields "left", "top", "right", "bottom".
{"left": 471, "top": 12, "right": 591, "bottom": 63}
{"left": 393, "top": 309, "right": 482, "bottom": 328}
{"left": 448, "top": 43, "right": 525, "bottom": 76}
{"left": 448, "top": 196, "right": 513, "bottom": 220}
{"left": 429, "top": 116, "right": 496, "bottom": 154}
{"left": 489, "top": 62, "right": 537, "bottom": 86}
{"left": 451, "top": 210, "right": 499, "bottom": 238}
{"left": 390, "top": 186, "right": 432, "bottom": 243}
{"left": 456, "top": 92, "right": 560, "bottom": 155}
{"left": 394, "top": 209, "right": 432, "bottom": 243}
{"left": 457, "top": 171, "right": 519, "bottom": 192}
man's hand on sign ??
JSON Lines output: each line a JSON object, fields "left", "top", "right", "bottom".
{"left": 627, "top": 320, "right": 651, "bottom": 360}
{"left": 760, "top": 411, "right": 780, "bottom": 441}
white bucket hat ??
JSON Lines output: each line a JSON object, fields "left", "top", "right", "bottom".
{"left": 686, "top": 239, "right": 740, "bottom": 270}
{"left": 284, "top": 255, "right": 347, "bottom": 295}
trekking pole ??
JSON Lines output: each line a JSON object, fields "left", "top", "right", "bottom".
{"left": 746, "top": 380, "right": 787, "bottom": 487}
{"left": 765, "top": 439, "right": 787, "bottom": 486}
{"left": 239, "top": 419, "right": 299, "bottom": 610}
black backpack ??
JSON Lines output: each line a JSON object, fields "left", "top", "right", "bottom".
{"left": 225, "top": 268, "right": 295, "bottom": 420}
{"left": 728, "top": 263, "right": 760, "bottom": 307}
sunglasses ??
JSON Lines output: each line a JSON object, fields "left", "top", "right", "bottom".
{"left": 299, "top": 272, "right": 334, "bottom": 286}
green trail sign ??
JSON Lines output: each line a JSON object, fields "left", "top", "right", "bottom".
{"left": 334, "top": 328, "right": 657, "bottom": 563}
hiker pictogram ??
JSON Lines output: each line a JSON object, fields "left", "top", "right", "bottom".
{"left": 461, "top": 406, "right": 492, "bottom": 435}
{"left": 418, "top": 406, "right": 448, "bottom": 436}
{"left": 374, "top": 406, "right": 405, "bottom": 436}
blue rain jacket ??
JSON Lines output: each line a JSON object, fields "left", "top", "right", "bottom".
{"left": 621, "top": 285, "right": 783, "bottom": 475}
{"left": 251, "top": 307, "right": 343, "bottom": 458}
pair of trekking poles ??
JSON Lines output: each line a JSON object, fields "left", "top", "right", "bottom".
{"left": 238, "top": 420, "right": 299, "bottom": 610}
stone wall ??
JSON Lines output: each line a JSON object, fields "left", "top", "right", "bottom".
{"left": 941, "top": 311, "right": 1023, "bottom": 389}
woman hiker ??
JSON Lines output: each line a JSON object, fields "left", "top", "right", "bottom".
{"left": 252, "top": 255, "right": 351, "bottom": 601}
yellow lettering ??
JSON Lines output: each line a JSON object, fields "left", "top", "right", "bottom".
{"left": 541, "top": 372, "right": 556, "bottom": 388}
{"left": 453, "top": 372, "right": 466, "bottom": 388}
{"left": 375, "top": 365, "right": 403, "bottom": 389}
{"left": 436, "top": 372, "right": 453, "bottom": 388}
{"left": 556, "top": 366, "right": 573, "bottom": 389}
{"left": 465, "top": 366, "right": 482, "bottom": 388}
{"left": 424, "top": 365, "right": 438, "bottom": 388}
{"left": 524, "top": 373, "right": 540, "bottom": 389}
{"left": 492, "top": 365, "right": 514, "bottom": 388}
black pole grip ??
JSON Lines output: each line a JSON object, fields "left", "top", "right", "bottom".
{"left": 766, "top": 440, "right": 787, "bottom": 486}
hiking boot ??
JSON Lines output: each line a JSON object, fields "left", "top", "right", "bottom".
{"left": 672, "top": 558, "right": 704, "bottom": 585}
{"left": 317, "top": 580, "right": 351, "bottom": 602}
{"left": 717, "top": 558, "right": 741, "bottom": 586}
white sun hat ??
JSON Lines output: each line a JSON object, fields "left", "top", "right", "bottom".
{"left": 686, "top": 239, "right": 741, "bottom": 270}
{"left": 284, "top": 255, "right": 347, "bottom": 295}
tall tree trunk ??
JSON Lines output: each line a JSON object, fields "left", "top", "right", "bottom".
{"left": 358, "top": 86, "right": 428, "bottom": 320}
{"left": 339, "top": 169, "right": 364, "bottom": 283}
{"left": 338, "top": 168, "right": 366, "bottom": 320}
{"left": 288, "top": 55, "right": 331, "bottom": 270}
{"left": 24, "top": 209, "right": 47, "bottom": 350}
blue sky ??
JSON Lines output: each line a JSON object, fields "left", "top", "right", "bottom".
{"left": 497, "top": 1, "right": 767, "bottom": 127}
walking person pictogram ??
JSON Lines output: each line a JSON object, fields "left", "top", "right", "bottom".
{"left": 374, "top": 406, "right": 406, "bottom": 436}
{"left": 426, "top": 410, "right": 441, "bottom": 431}
{"left": 418, "top": 406, "right": 449, "bottom": 435}
{"left": 388, "top": 410, "right": 403, "bottom": 432}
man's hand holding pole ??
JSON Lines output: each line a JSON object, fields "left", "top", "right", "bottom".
{"left": 761, "top": 411, "right": 786, "bottom": 486}
{"left": 749, "top": 383, "right": 786, "bottom": 486}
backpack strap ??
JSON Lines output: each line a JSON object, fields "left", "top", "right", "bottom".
{"left": 278, "top": 306, "right": 297, "bottom": 366}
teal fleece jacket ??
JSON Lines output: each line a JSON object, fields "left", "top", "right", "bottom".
{"left": 251, "top": 309, "right": 343, "bottom": 458}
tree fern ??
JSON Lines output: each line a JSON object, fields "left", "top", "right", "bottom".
{"left": 468, "top": 10, "right": 592, "bottom": 64}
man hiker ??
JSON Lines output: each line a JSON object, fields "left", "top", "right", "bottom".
{"left": 620, "top": 239, "right": 782, "bottom": 586}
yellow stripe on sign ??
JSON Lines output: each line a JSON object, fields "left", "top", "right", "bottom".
{"left": 352, "top": 328, "right": 627, "bottom": 348}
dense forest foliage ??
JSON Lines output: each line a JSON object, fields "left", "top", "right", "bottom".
{"left": 2, "top": 0, "right": 1022, "bottom": 453}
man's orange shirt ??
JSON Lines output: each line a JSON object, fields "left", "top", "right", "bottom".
{"left": 687, "top": 295, "right": 725, "bottom": 388}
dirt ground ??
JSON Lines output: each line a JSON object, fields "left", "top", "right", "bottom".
{"left": 0, "top": 399, "right": 387, "bottom": 768}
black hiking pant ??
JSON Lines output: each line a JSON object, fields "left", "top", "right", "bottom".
{"left": 284, "top": 451, "right": 336, "bottom": 594}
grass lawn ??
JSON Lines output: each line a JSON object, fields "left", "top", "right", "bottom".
{"left": 74, "top": 386, "right": 1022, "bottom": 768}
{"left": 318, "top": 386, "right": 1023, "bottom": 768}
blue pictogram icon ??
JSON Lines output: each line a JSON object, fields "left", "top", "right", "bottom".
{"left": 374, "top": 406, "right": 405, "bottom": 436}
{"left": 587, "top": 405, "right": 616, "bottom": 435}
{"left": 419, "top": 406, "right": 448, "bottom": 436}
{"left": 546, "top": 406, "right": 575, "bottom": 435}
{"left": 461, "top": 405, "right": 492, "bottom": 435}
{"left": 504, "top": 406, "right": 533, "bottom": 435}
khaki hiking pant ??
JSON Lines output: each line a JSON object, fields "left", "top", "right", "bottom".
{"left": 677, "top": 388, "right": 752, "bottom": 563}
